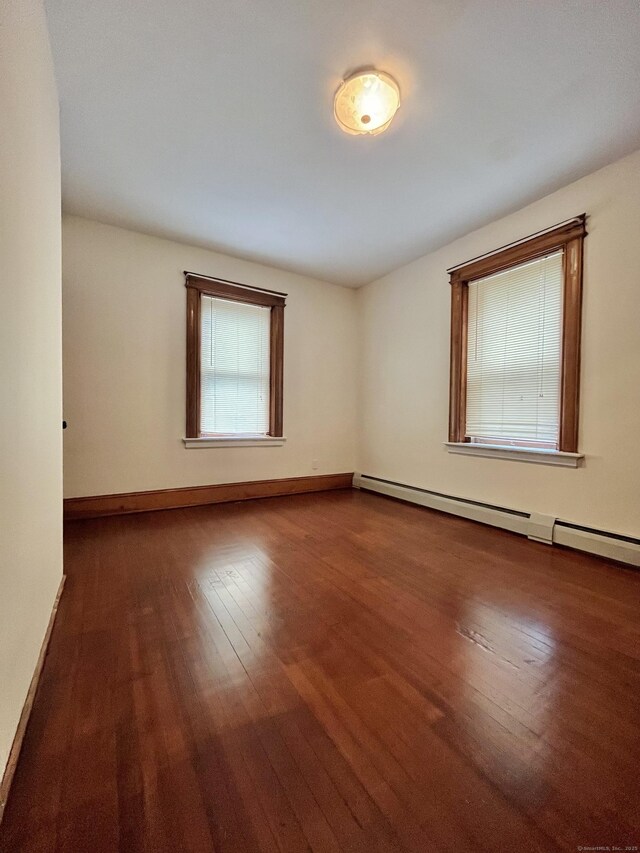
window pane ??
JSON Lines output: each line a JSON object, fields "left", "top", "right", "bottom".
{"left": 200, "top": 296, "right": 270, "bottom": 435}
{"left": 466, "top": 251, "right": 563, "bottom": 447}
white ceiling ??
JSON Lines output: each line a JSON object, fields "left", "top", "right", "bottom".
{"left": 46, "top": 0, "right": 640, "bottom": 287}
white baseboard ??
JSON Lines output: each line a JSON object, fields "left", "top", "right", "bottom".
{"left": 0, "top": 575, "right": 66, "bottom": 824}
{"left": 353, "top": 474, "right": 640, "bottom": 568}
{"left": 353, "top": 473, "right": 529, "bottom": 534}
{"left": 552, "top": 524, "right": 640, "bottom": 566}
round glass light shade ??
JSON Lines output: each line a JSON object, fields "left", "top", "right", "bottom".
{"left": 334, "top": 70, "right": 400, "bottom": 136}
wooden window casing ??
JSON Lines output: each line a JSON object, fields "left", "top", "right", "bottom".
{"left": 448, "top": 216, "right": 586, "bottom": 453}
{"left": 185, "top": 273, "right": 286, "bottom": 439}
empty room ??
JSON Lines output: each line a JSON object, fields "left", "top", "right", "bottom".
{"left": 2, "top": 0, "right": 640, "bottom": 850}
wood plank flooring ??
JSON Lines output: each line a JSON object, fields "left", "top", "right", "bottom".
{"left": 1, "top": 489, "right": 639, "bottom": 852}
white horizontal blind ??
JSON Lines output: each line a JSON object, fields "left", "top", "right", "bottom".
{"left": 200, "top": 295, "right": 270, "bottom": 435}
{"left": 466, "top": 251, "right": 563, "bottom": 447}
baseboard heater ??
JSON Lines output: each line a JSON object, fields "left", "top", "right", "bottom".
{"left": 353, "top": 474, "right": 640, "bottom": 568}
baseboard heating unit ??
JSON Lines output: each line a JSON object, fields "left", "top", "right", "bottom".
{"left": 353, "top": 474, "right": 640, "bottom": 568}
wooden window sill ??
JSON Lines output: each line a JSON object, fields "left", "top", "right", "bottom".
{"left": 445, "top": 442, "right": 583, "bottom": 467}
{"left": 183, "top": 436, "right": 287, "bottom": 449}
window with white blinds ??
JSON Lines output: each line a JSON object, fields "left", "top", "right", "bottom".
{"left": 200, "top": 295, "right": 270, "bottom": 435}
{"left": 466, "top": 251, "right": 563, "bottom": 448}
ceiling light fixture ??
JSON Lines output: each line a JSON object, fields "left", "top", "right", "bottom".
{"left": 334, "top": 69, "right": 400, "bottom": 136}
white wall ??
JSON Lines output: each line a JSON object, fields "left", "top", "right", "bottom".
{"left": 62, "top": 150, "right": 640, "bottom": 535}
{"left": 62, "top": 217, "right": 358, "bottom": 497}
{"left": 0, "top": 1, "right": 63, "bottom": 778}
{"left": 358, "top": 148, "right": 640, "bottom": 538}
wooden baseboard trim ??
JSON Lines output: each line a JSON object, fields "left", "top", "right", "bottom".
{"left": 64, "top": 472, "right": 354, "bottom": 520}
{"left": 0, "top": 575, "right": 65, "bottom": 824}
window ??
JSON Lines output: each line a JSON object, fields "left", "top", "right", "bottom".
{"left": 448, "top": 216, "right": 586, "bottom": 458}
{"left": 185, "top": 274, "right": 285, "bottom": 441}
{"left": 466, "top": 251, "right": 563, "bottom": 448}
{"left": 200, "top": 296, "right": 270, "bottom": 435}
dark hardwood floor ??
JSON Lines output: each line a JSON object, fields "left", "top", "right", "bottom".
{"left": 2, "top": 489, "right": 639, "bottom": 852}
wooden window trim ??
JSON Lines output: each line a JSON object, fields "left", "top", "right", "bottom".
{"left": 185, "top": 274, "right": 285, "bottom": 439}
{"left": 448, "top": 215, "right": 586, "bottom": 453}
